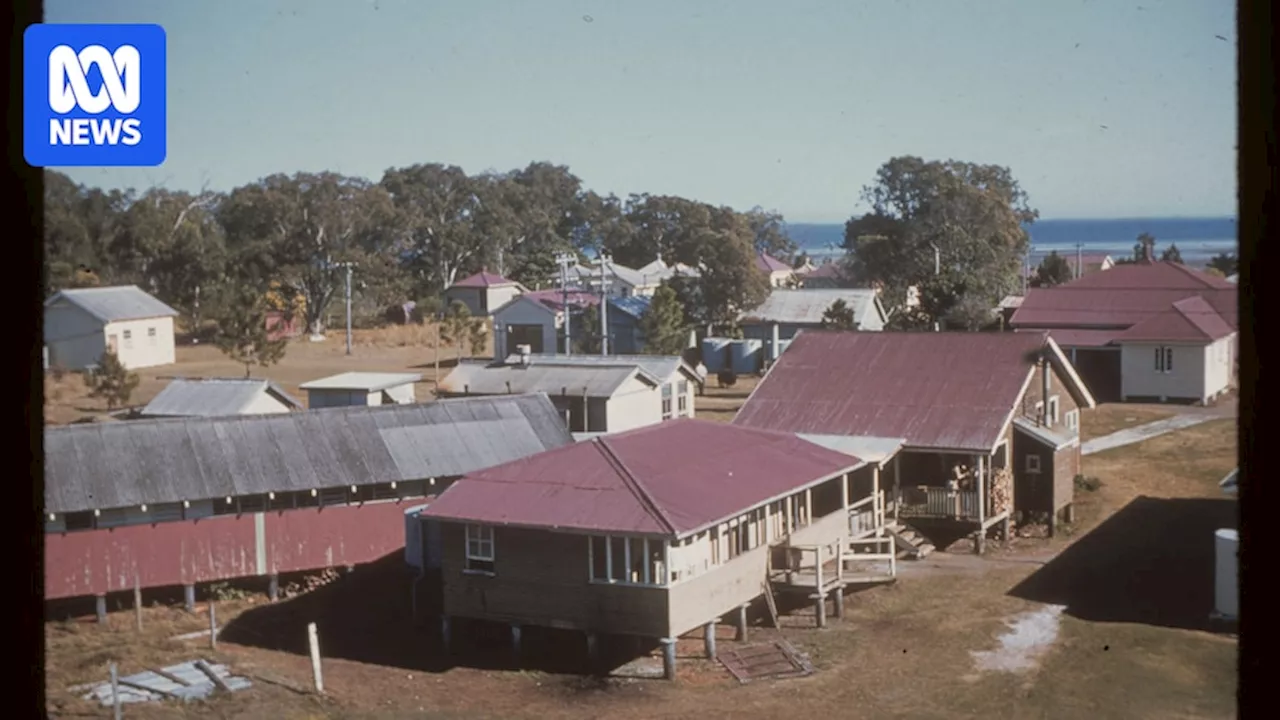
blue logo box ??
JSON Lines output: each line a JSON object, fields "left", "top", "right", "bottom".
{"left": 24, "top": 23, "right": 167, "bottom": 167}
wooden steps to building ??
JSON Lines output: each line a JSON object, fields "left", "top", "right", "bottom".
{"left": 886, "top": 522, "right": 935, "bottom": 560}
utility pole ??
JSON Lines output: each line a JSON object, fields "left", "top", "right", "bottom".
{"left": 930, "top": 244, "right": 941, "bottom": 333}
{"left": 1076, "top": 241, "right": 1084, "bottom": 279}
{"left": 333, "top": 261, "right": 357, "bottom": 355}
{"left": 598, "top": 253, "right": 612, "bottom": 356}
{"left": 555, "top": 252, "right": 575, "bottom": 355}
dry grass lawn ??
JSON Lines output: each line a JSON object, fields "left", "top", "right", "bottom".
{"left": 695, "top": 375, "right": 760, "bottom": 424}
{"left": 44, "top": 323, "right": 479, "bottom": 426}
{"left": 1080, "top": 404, "right": 1180, "bottom": 441}
{"left": 44, "top": 419, "right": 1238, "bottom": 719}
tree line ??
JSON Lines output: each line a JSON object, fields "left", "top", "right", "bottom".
{"left": 47, "top": 155, "right": 1072, "bottom": 342}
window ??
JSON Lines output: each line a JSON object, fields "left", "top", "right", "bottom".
{"left": 1047, "top": 396, "right": 1060, "bottom": 427}
{"left": 1065, "top": 409, "right": 1080, "bottom": 433}
{"left": 122, "top": 329, "right": 133, "bottom": 349}
{"left": 677, "top": 380, "right": 690, "bottom": 415}
{"left": 1026, "top": 454, "right": 1042, "bottom": 474}
{"left": 661, "top": 384, "right": 673, "bottom": 419}
{"left": 1154, "top": 346, "right": 1174, "bottom": 373}
{"left": 790, "top": 493, "right": 810, "bottom": 529}
{"left": 465, "top": 524, "right": 495, "bottom": 573}
{"left": 147, "top": 326, "right": 157, "bottom": 346}
{"left": 588, "top": 534, "right": 667, "bottom": 585}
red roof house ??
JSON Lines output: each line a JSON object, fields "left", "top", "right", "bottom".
{"left": 444, "top": 269, "right": 528, "bottom": 317}
{"left": 1009, "top": 261, "right": 1237, "bottom": 404}
{"left": 756, "top": 252, "right": 795, "bottom": 287}
{"left": 734, "top": 330, "right": 1096, "bottom": 543}
{"left": 418, "top": 418, "right": 894, "bottom": 674}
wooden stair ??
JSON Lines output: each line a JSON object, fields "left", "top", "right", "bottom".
{"left": 886, "top": 522, "right": 935, "bottom": 559}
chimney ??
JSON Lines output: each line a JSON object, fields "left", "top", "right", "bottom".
{"left": 516, "top": 344, "right": 531, "bottom": 366}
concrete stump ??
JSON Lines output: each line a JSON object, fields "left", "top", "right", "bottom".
{"left": 703, "top": 621, "right": 717, "bottom": 660}
{"left": 660, "top": 638, "right": 677, "bottom": 680}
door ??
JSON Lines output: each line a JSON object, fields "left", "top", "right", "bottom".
{"left": 507, "top": 324, "right": 544, "bottom": 354}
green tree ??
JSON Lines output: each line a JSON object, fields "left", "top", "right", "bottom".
{"left": 213, "top": 288, "right": 288, "bottom": 377}
{"left": 820, "top": 299, "right": 856, "bottom": 330}
{"left": 440, "top": 300, "right": 488, "bottom": 360}
{"left": 572, "top": 304, "right": 603, "bottom": 354}
{"left": 1034, "top": 251, "right": 1074, "bottom": 288}
{"left": 1161, "top": 242, "right": 1184, "bottom": 264}
{"left": 638, "top": 284, "right": 690, "bottom": 354}
{"left": 842, "top": 156, "right": 1037, "bottom": 329}
{"left": 744, "top": 206, "right": 797, "bottom": 260}
{"left": 83, "top": 349, "right": 140, "bottom": 410}
{"left": 1208, "top": 252, "right": 1238, "bottom": 276}
{"left": 1117, "top": 232, "right": 1158, "bottom": 264}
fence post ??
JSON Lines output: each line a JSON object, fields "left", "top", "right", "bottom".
{"left": 209, "top": 602, "right": 218, "bottom": 650}
{"left": 110, "top": 662, "right": 122, "bottom": 720}
{"left": 308, "top": 622, "right": 324, "bottom": 694}
{"left": 134, "top": 575, "right": 143, "bottom": 632}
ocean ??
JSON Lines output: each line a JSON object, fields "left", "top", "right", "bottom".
{"left": 786, "top": 217, "right": 1238, "bottom": 268}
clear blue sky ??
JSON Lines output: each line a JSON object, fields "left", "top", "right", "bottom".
{"left": 46, "top": 0, "right": 1235, "bottom": 223}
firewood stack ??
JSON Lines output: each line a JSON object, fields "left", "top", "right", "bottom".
{"left": 990, "top": 467, "right": 1014, "bottom": 516}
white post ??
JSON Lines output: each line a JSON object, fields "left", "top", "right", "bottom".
{"left": 599, "top": 254, "right": 611, "bottom": 355}
{"left": 345, "top": 263, "right": 353, "bottom": 355}
{"left": 110, "top": 662, "right": 122, "bottom": 720}
{"left": 872, "top": 465, "right": 882, "bottom": 531}
{"left": 556, "top": 252, "right": 575, "bottom": 355}
{"left": 308, "top": 622, "right": 324, "bottom": 694}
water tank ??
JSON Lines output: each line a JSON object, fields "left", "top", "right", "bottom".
{"left": 1213, "top": 528, "right": 1238, "bottom": 620}
{"left": 730, "top": 339, "right": 764, "bottom": 375}
{"left": 702, "top": 338, "right": 731, "bottom": 374}
{"left": 403, "top": 504, "right": 429, "bottom": 569}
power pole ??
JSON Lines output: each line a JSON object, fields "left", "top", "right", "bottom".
{"left": 930, "top": 244, "right": 941, "bottom": 332}
{"left": 1076, "top": 241, "right": 1084, "bottom": 279}
{"left": 333, "top": 261, "right": 357, "bottom": 355}
{"left": 555, "top": 252, "right": 575, "bottom": 355}
{"left": 598, "top": 254, "right": 612, "bottom": 356}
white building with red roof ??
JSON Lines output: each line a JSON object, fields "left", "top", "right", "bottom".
{"left": 1010, "top": 260, "right": 1237, "bottom": 404}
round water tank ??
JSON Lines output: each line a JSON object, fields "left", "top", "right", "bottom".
{"left": 403, "top": 504, "right": 429, "bottom": 570}
{"left": 1213, "top": 528, "right": 1238, "bottom": 620}
{"left": 730, "top": 339, "right": 764, "bottom": 375}
{"left": 702, "top": 338, "right": 731, "bottom": 374}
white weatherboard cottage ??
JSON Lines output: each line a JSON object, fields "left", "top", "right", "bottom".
{"left": 44, "top": 285, "right": 178, "bottom": 371}
{"left": 299, "top": 372, "right": 423, "bottom": 408}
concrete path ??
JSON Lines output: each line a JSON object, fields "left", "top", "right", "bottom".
{"left": 1081, "top": 414, "right": 1219, "bottom": 456}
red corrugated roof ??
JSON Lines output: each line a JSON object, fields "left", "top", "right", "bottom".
{"left": 452, "top": 269, "right": 517, "bottom": 288}
{"left": 1116, "top": 296, "right": 1236, "bottom": 343}
{"left": 1009, "top": 262, "right": 1237, "bottom": 341}
{"left": 1035, "top": 328, "right": 1123, "bottom": 348}
{"left": 733, "top": 331, "right": 1056, "bottom": 452}
{"left": 521, "top": 289, "right": 601, "bottom": 312}
{"left": 756, "top": 252, "right": 792, "bottom": 273}
{"left": 418, "top": 418, "right": 864, "bottom": 537}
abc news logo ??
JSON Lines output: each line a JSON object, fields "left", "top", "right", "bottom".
{"left": 48, "top": 44, "right": 143, "bottom": 147}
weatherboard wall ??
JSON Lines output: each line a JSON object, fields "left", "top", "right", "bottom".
{"left": 1119, "top": 341, "right": 1211, "bottom": 402}
{"left": 44, "top": 501, "right": 414, "bottom": 600}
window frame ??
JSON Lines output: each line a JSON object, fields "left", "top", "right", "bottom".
{"left": 588, "top": 534, "right": 668, "bottom": 587}
{"left": 122, "top": 329, "right": 133, "bottom": 349}
{"left": 661, "top": 383, "right": 674, "bottom": 419}
{"left": 1155, "top": 346, "right": 1174, "bottom": 373}
{"left": 1025, "top": 454, "right": 1042, "bottom": 474}
{"left": 464, "top": 524, "right": 496, "bottom": 574}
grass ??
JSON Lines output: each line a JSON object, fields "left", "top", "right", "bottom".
{"left": 1080, "top": 404, "right": 1180, "bottom": 441}
{"left": 43, "top": 323, "right": 483, "bottom": 426}
{"left": 44, "top": 419, "right": 1239, "bottom": 719}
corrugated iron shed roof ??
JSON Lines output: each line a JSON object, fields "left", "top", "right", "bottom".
{"left": 299, "top": 372, "right": 422, "bottom": 391}
{"left": 140, "top": 378, "right": 303, "bottom": 417}
{"left": 420, "top": 418, "right": 865, "bottom": 538}
{"left": 794, "top": 434, "right": 906, "bottom": 465}
{"left": 1010, "top": 287, "right": 1237, "bottom": 330}
{"left": 740, "top": 289, "right": 882, "bottom": 327}
{"left": 1059, "top": 260, "right": 1235, "bottom": 290}
{"left": 733, "top": 330, "right": 1078, "bottom": 452}
{"left": 1031, "top": 328, "right": 1123, "bottom": 348}
{"left": 44, "top": 393, "right": 573, "bottom": 514}
{"left": 438, "top": 360, "right": 657, "bottom": 397}
{"left": 609, "top": 295, "right": 652, "bottom": 320}
{"left": 451, "top": 270, "right": 518, "bottom": 288}
{"left": 1116, "top": 295, "right": 1236, "bottom": 343}
{"left": 1012, "top": 416, "right": 1078, "bottom": 451}
{"left": 505, "top": 352, "right": 699, "bottom": 384}
{"left": 517, "top": 289, "right": 601, "bottom": 313}
{"left": 45, "top": 285, "right": 178, "bottom": 323}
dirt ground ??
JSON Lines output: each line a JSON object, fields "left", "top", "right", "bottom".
{"left": 44, "top": 324, "right": 473, "bottom": 426}
{"left": 44, "top": 418, "right": 1238, "bottom": 719}
{"left": 694, "top": 375, "right": 760, "bottom": 424}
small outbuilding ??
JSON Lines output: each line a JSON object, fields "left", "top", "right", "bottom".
{"left": 44, "top": 285, "right": 179, "bottom": 370}
{"left": 299, "top": 371, "right": 423, "bottom": 408}
{"left": 140, "top": 378, "right": 303, "bottom": 418}
{"left": 444, "top": 270, "right": 528, "bottom": 317}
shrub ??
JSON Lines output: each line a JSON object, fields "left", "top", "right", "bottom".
{"left": 1074, "top": 474, "right": 1104, "bottom": 492}
{"left": 717, "top": 369, "right": 738, "bottom": 388}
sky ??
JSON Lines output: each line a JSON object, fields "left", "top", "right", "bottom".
{"left": 46, "top": 0, "right": 1236, "bottom": 223}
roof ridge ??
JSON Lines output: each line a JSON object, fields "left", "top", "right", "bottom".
{"left": 593, "top": 436, "right": 678, "bottom": 536}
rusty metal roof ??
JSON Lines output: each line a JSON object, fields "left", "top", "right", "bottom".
{"left": 1029, "top": 328, "right": 1122, "bottom": 348}
{"left": 44, "top": 393, "right": 573, "bottom": 515}
{"left": 733, "top": 330, "right": 1062, "bottom": 452}
{"left": 140, "top": 378, "right": 303, "bottom": 417}
{"left": 1011, "top": 287, "right": 1237, "bottom": 330}
{"left": 1060, "top": 260, "right": 1235, "bottom": 290}
{"left": 756, "top": 253, "right": 792, "bottom": 273}
{"left": 451, "top": 270, "right": 519, "bottom": 288}
{"left": 420, "top": 418, "right": 866, "bottom": 538}
{"left": 438, "top": 360, "right": 659, "bottom": 397}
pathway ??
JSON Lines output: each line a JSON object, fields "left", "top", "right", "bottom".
{"left": 1082, "top": 397, "right": 1237, "bottom": 456}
